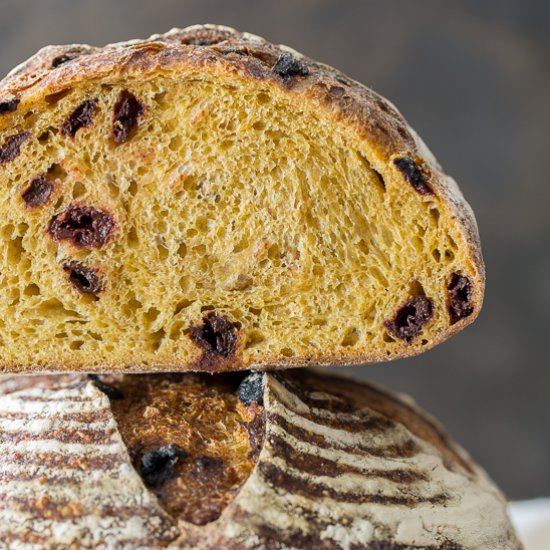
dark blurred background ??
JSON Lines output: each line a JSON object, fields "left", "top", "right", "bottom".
{"left": 1, "top": 0, "right": 548, "bottom": 500}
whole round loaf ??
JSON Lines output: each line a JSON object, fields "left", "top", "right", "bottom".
{"left": 0, "top": 370, "right": 519, "bottom": 549}
{"left": 0, "top": 24, "right": 483, "bottom": 373}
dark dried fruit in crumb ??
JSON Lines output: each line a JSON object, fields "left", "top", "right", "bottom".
{"left": 112, "top": 90, "right": 145, "bottom": 144}
{"left": 21, "top": 176, "right": 53, "bottom": 207}
{"left": 239, "top": 372, "right": 264, "bottom": 406}
{"left": 63, "top": 263, "right": 103, "bottom": 295}
{"left": 61, "top": 99, "right": 98, "bottom": 137}
{"left": 272, "top": 53, "right": 309, "bottom": 79}
{"left": 141, "top": 444, "right": 188, "bottom": 488}
{"left": 189, "top": 313, "right": 238, "bottom": 357}
{"left": 448, "top": 273, "right": 474, "bottom": 323}
{"left": 385, "top": 296, "right": 433, "bottom": 342}
{"left": 51, "top": 54, "right": 75, "bottom": 68}
{"left": 49, "top": 205, "right": 114, "bottom": 248}
{"left": 87, "top": 375, "right": 124, "bottom": 400}
{"left": 0, "top": 98, "right": 20, "bottom": 114}
{"left": 0, "top": 132, "right": 31, "bottom": 164}
{"left": 393, "top": 157, "right": 433, "bottom": 195}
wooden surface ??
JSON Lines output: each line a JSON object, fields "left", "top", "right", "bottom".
{"left": 0, "top": 0, "right": 548, "bottom": 499}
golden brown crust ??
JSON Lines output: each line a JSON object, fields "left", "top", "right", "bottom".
{"left": 0, "top": 25, "right": 484, "bottom": 372}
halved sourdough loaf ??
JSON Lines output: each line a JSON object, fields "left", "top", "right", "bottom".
{"left": 0, "top": 370, "right": 519, "bottom": 549}
{"left": 0, "top": 25, "right": 484, "bottom": 372}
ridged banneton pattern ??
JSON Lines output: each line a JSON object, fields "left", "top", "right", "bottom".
{"left": 0, "top": 371, "right": 520, "bottom": 549}
{"left": 0, "top": 379, "right": 178, "bottom": 548}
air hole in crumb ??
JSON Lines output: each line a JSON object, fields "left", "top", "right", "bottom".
{"left": 257, "top": 92, "right": 270, "bottom": 105}
{"left": 252, "top": 121, "right": 266, "bottom": 131}
{"left": 409, "top": 280, "right": 425, "bottom": 297}
{"left": 72, "top": 181, "right": 86, "bottom": 200}
{"left": 45, "top": 88, "right": 73, "bottom": 105}
{"left": 383, "top": 332, "right": 396, "bottom": 343}
{"left": 267, "top": 244, "right": 281, "bottom": 260}
{"left": 357, "top": 239, "right": 369, "bottom": 255}
{"left": 341, "top": 328, "right": 359, "bottom": 347}
{"left": 169, "top": 321, "right": 184, "bottom": 340}
{"left": 150, "top": 328, "right": 166, "bottom": 351}
{"left": 23, "top": 284, "right": 40, "bottom": 297}
{"left": 48, "top": 163, "right": 67, "bottom": 179}
{"left": 127, "top": 226, "right": 139, "bottom": 248}
{"left": 177, "top": 242, "right": 187, "bottom": 258}
{"left": 372, "top": 168, "right": 386, "bottom": 192}
{"left": 175, "top": 299, "right": 194, "bottom": 315}
{"left": 430, "top": 207, "right": 440, "bottom": 223}
{"left": 280, "top": 347, "right": 295, "bottom": 357}
{"left": 444, "top": 250, "right": 455, "bottom": 261}
{"left": 153, "top": 92, "right": 167, "bottom": 105}
{"left": 244, "top": 330, "right": 265, "bottom": 349}
{"left": 432, "top": 249, "right": 441, "bottom": 262}
{"left": 7, "top": 236, "right": 24, "bottom": 263}
{"left": 169, "top": 135, "right": 182, "bottom": 151}
{"left": 370, "top": 266, "right": 389, "bottom": 287}
{"left": 231, "top": 273, "right": 253, "bottom": 291}
{"left": 128, "top": 180, "right": 138, "bottom": 197}
{"left": 145, "top": 307, "right": 160, "bottom": 324}
{"left": 69, "top": 340, "right": 85, "bottom": 350}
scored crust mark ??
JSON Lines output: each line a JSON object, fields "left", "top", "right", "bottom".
{"left": 140, "top": 444, "right": 188, "bottom": 488}
{"left": 60, "top": 99, "right": 98, "bottom": 137}
{"left": 63, "top": 262, "right": 103, "bottom": 295}
{"left": 272, "top": 53, "right": 309, "bottom": 80}
{"left": 87, "top": 374, "right": 124, "bottom": 400}
{"left": 239, "top": 372, "right": 265, "bottom": 406}
{"left": 384, "top": 296, "right": 433, "bottom": 342}
{"left": 189, "top": 313, "right": 239, "bottom": 357}
{"left": 393, "top": 157, "right": 433, "bottom": 195}
{"left": 108, "top": 374, "right": 258, "bottom": 527}
{"left": 21, "top": 175, "right": 53, "bottom": 208}
{"left": 0, "top": 98, "right": 20, "bottom": 114}
{"left": 448, "top": 272, "right": 474, "bottom": 324}
{"left": 48, "top": 205, "right": 115, "bottom": 248}
{"left": 0, "top": 131, "right": 31, "bottom": 164}
{"left": 111, "top": 90, "right": 145, "bottom": 144}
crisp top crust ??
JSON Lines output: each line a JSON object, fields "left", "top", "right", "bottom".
{"left": 0, "top": 369, "right": 519, "bottom": 549}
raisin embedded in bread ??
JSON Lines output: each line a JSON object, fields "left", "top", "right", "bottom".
{"left": 0, "top": 25, "right": 484, "bottom": 373}
{"left": 0, "top": 370, "right": 519, "bottom": 549}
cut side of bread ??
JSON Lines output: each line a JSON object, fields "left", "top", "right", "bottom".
{"left": 0, "top": 370, "right": 519, "bottom": 549}
{"left": 0, "top": 25, "right": 484, "bottom": 372}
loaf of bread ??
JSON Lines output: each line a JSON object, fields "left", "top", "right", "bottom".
{"left": 0, "top": 25, "right": 484, "bottom": 373}
{"left": 0, "top": 370, "right": 519, "bottom": 549}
